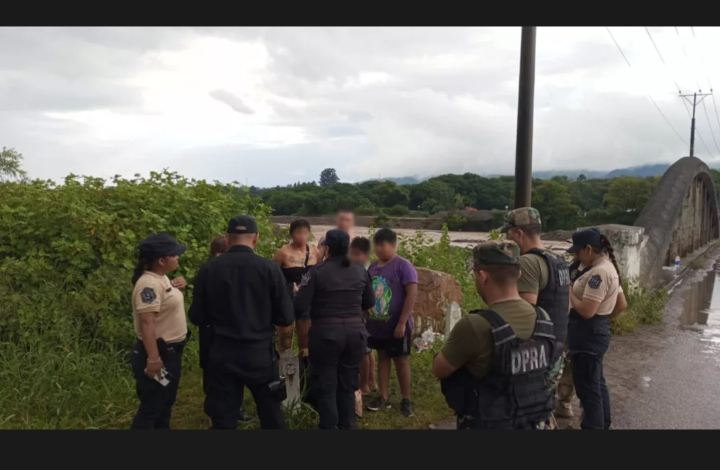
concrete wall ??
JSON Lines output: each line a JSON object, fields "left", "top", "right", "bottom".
{"left": 634, "top": 157, "right": 720, "bottom": 286}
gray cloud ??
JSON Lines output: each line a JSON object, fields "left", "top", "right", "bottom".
{"left": 0, "top": 27, "right": 715, "bottom": 186}
{"left": 208, "top": 89, "right": 254, "bottom": 114}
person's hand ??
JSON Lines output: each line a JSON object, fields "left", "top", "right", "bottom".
{"left": 293, "top": 283, "right": 300, "bottom": 295}
{"left": 171, "top": 277, "right": 187, "bottom": 291}
{"left": 146, "top": 358, "right": 164, "bottom": 379}
{"left": 394, "top": 322, "right": 406, "bottom": 339}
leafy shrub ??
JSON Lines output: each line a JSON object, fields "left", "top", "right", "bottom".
{"left": 611, "top": 279, "right": 668, "bottom": 335}
{"left": 387, "top": 204, "right": 409, "bottom": 216}
{"left": 373, "top": 211, "right": 390, "bottom": 227}
{"left": 444, "top": 214, "right": 468, "bottom": 231}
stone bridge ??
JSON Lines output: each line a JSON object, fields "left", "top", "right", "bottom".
{"left": 592, "top": 156, "right": 720, "bottom": 286}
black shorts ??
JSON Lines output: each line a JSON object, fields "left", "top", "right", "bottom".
{"left": 295, "top": 307, "right": 310, "bottom": 321}
{"left": 367, "top": 329, "right": 412, "bottom": 357}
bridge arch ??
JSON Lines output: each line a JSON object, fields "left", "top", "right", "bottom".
{"left": 634, "top": 156, "right": 719, "bottom": 285}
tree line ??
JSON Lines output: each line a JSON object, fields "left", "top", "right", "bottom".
{"left": 252, "top": 168, "right": 671, "bottom": 231}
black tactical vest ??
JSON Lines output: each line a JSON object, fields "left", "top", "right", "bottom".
{"left": 525, "top": 248, "right": 571, "bottom": 345}
{"left": 441, "top": 307, "right": 556, "bottom": 430}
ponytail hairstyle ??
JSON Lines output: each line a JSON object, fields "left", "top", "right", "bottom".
{"left": 324, "top": 229, "right": 351, "bottom": 267}
{"left": 590, "top": 234, "right": 622, "bottom": 286}
{"left": 132, "top": 257, "right": 151, "bottom": 285}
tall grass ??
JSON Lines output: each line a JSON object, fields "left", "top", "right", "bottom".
{"left": 611, "top": 280, "right": 668, "bottom": 335}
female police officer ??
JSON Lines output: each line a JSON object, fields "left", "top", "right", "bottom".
{"left": 566, "top": 228, "right": 625, "bottom": 430}
{"left": 293, "top": 229, "right": 375, "bottom": 429}
{"left": 130, "top": 233, "right": 189, "bottom": 430}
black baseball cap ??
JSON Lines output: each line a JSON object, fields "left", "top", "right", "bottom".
{"left": 227, "top": 215, "right": 258, "bottom": 234}
{"left": 567, "top": 227, "right": 602, "bottom": 254}
{"left": 139, "top": 233, "right": 186, "bottom": 261}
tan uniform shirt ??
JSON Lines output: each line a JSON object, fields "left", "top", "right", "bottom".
{"left": 517, "top": 250, "right": 556, "bottom": 294}
{"left": 132, "top": 271, "right": 187, "bottom": 344}
{"left": 572, "top": 258, "right": 622, "bottom": 315}
{"left": 440, "top": 299, "right": 550, "bottom": 380}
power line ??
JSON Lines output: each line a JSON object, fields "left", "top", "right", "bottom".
{"left": 675, "top": 27, "right": 702, "bottom": 90}
{"left": 645, "top": 26, "right": 683, "bottom": 93}
{"left": 701, "top": 99, "right": 720, "bottom": 154}
{"left": 687, "top": 26, "right": 720, "bottom": 159}
{"left": 606, "top": 27, "right": 687, "bottom": 146}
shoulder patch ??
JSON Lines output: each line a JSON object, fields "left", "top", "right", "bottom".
{"left": 140, "top": 287, "right": 157, "bottom": 304}
{"left": 588, "top": 274, "right": 602, "bottom": 289}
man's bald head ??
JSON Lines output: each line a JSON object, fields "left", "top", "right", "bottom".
{"left": 227, "top": 232, "right": 258, "bottom": 249}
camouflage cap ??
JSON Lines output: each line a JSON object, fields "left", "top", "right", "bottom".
{"left": 499, "top": 207, "right": 542, "bottom": 233}
{"left": 472, "top": 240, "right": 521, "bottom": 268}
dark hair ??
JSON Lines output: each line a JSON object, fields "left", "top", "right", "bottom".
{"left": 590, "top": 235, "right": 622, "bottom": 285}
{"left": 350, "top": 236, "right": 371, "bottom": 254}
{"left": 324, "top": 229, "right": 351, "bottom": 267}
{"left": 476, "top": 264, "right": 521, "bottom": 286}
{"left": 289, "top": 219, "right": 311, "bottom": 234}
{"left": 373, "top": 228, "right": 397, "bottom": 245}
{"left": 132, "top": 257, "right": 158, "bottom": 285}
{"left": 209, "top": 235, "right": 228, "bottom": 259}
{"left": 519, "top": 224, "right": 542, "bottom": 237}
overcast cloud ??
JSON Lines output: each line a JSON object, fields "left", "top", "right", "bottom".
{"left": 2, "top": 26, "right": 720, "bottom": 187}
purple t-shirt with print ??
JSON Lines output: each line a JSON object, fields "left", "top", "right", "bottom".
{"left": 366, "top": 256, "right": 418, "bottom": 339}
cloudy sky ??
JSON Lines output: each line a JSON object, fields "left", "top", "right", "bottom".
{"left": 3, "top": 26, "right": 720, "bottom": 187}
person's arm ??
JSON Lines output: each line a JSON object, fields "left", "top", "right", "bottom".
{"left": 272, "top": 248, "right": 285, "bottom": 267}
{"left": 432, "top": 316, "right": 481, "bottom": 379}
{"left": 395, "top": 262, "right": 419, "bottom": 339}
{"left": 270, "top": 264, "right": 295, "bottom": 351}
{"left": 170, "top": 276, "right": 187, "bottom": 291}
{"left": 518, "top": 255, "right": 541, "bottom": 305}
{"left": 134, "top": 282, "right": 163, "bottom": 378}
{"left": 361, "top": 269, "right": 375, "bottom": 322}
{"left": 189, "top": 265, "right": 208, "bottom": 326}
{"left": 608, "top": 290, "right": 627, "bottom": 320}
{"left": 571, "top": 272, "right": 609, "bottom": 319}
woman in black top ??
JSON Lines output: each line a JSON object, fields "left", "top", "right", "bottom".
{"left": 273, "top": 219, "right": 321, "bottom": 355}
{"left": 293, "top": 229, "right": 375, "bottom": 430}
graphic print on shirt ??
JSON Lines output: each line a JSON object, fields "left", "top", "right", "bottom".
{"left": 370, "top": 275, "right": 393, "bottom": 322}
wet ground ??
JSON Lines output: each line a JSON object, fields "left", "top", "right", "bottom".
{"left": 606, "top": 246, "right": 720, "bottom": 429}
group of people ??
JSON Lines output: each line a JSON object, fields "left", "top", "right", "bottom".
{"left": 433, "top": 208, "right": 625, "bottom": 430}
{"left": 127, "top": 205, "right": 625, "bottom": 431}
{"left": 129, "top": 209, "right": 418, "bottom": 430}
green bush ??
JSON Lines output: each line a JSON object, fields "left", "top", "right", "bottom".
{"left": 444, "top": 214, "right": 468, "bottom": 231}
{"left": 387, "top": 204, "right": 409, "bottom": 216}
{"left": 611, "top": 280, "right": 668, "bottom": 335}
{"left": 373, "top": 211, "right": 390, "bottom": 227}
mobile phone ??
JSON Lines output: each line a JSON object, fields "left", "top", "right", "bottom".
{"left": 145, "top": 367, "right": 172, "bottom": 387}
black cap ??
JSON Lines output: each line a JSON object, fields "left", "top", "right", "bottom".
{"left": 567, "top": 227, "right": 602, "bottom": 254}
{"left": 227, "top": 215, "right": 258, "bottom": 234}
{"left": 139, "top": 233, "right": 186, "bottom": 261}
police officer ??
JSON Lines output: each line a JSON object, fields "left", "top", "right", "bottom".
{"left": 293, "top": 229, "right": 374, "bottom": 430}
{"left": 189, "top": 215, "right": 295, "bottom": 430}
{"left": 500, "top": 207, "right": 571, "bottom": 427}
{"left": 566, "top": 228, "right": 625, "bottom": 430}
{"left": 432, "top": 240, "right": 556, "bottom": 429}
{"left": 130, "top": 233, "right": 189, "bottom": 429}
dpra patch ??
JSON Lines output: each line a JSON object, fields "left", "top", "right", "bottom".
{"left": 141, "top": 287, "right": 157, "bottom": 304}
{"left": 588, "top": 274, "right": 602, "bottom": 289}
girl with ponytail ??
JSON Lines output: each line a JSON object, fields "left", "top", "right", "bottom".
{"left": 565, "top": 228, "right": 627, "bottom": 431}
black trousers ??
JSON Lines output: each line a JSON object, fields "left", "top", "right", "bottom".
{"left": 204, "top": 363, "right": 286, "bottom": 430}
{"left": 309, "top": 319, "right": 368, "bottom": 430}
{"left": 572, "top": 353, "right": 611, "bottom": 430}
{"left": 568, "top": 310, "right": 611, "bottom": 430}
{"left": 130, "top": 340, "right": 185, "bottom": 430}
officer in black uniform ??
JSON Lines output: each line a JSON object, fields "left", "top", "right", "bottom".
{"left": 432, "top": 240, "right": 555, "bottom": 429}
{"left": 293, "top": 229, "right": 374, "bottom": 430}
{"left": 189, "top": 215, "right": 295, "bottom": 430}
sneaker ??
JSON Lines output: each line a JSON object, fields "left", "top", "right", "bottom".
{"left": 238, "top": 409, "right": 254, "bottom": 423}
{"left": 400, "top": 398, "right": 414, "bottom": 418}
{"left": 366, "top": 396, "right": 391, "bottom": 411}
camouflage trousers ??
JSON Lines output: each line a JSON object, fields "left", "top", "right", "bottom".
{"left": 539, "top": 347, "right": 579, "bottom": 430}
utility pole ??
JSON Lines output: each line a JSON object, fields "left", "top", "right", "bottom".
{"left": 514, "top": 27, "right": 537, "bottom": 209}
{"left": 680, "top": 90, "right": 712, "bottom": 157}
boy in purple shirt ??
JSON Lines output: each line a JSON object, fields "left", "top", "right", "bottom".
{"left": 365, "top": 229, "right": 419, "bottom": 417}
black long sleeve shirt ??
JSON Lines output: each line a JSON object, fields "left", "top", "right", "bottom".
{"left": 189, "top": 245, "right": 294, "bottom": 376}
{"left": 294, "top": 257, "right": 375, "bottom": 320}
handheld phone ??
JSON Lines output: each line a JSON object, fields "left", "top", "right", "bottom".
{"left": 145, "top": 367, "right": 172, "bottom": 387}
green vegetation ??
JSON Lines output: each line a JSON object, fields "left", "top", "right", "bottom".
{"left": 611, "top": 280, "right": 668, "bottom": 335}
{"left": 254, "top": 169, "right": 661, "bottom": 231}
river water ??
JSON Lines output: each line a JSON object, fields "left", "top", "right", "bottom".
{"left": 681, "top": 263, "right": 720, "bottom": 357}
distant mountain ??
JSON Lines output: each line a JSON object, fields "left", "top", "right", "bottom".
{"left": 604, "top": 164, "right": 671, "bottom": 179}
{"left": 532, "top": 170, "right": 607, "bottom": 180}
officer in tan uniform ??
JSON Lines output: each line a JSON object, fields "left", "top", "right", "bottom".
{"left": 501, "top": 207, "right": 571, "bottom": 429}
{"left": 567, "top": 228, "right": 627, "bottom": 430}
{"left": 130, "top": 233, "right": 189, "bottom": 430}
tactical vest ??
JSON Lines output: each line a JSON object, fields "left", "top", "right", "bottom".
{"left": 525, "top": 248, "right": 571, "bottom": 345}
{"left": 441, "top": 308, "right": 556, "bottom": 430}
